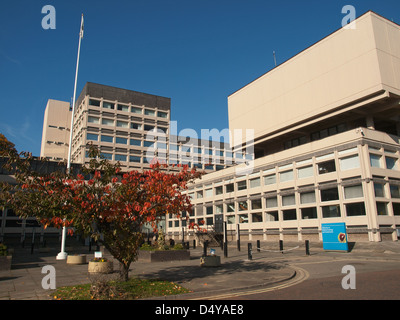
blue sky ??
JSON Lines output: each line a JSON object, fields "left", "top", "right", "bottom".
{"left": 1, "top": 0, "right": 400, "bottom": 156}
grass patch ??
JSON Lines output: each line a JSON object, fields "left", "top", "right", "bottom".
{"left": 52, "top": 278, "right": 191, "bottom": 300}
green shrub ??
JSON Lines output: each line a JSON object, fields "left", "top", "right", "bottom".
{"left": 172, "top": 243, "right": 184, "bottom": 250}
{"left": 0, "top": 243, "right": 8, "bottom": 256}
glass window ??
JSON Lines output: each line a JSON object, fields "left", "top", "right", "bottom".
{"left": 196, "top": 191, "right": 203, "bottom": 199}
{"left": 386, "top": 157, "right": 398, "bottom": 170}
{"left": 206, "top": 206, "right": 213, "bottom": 215}
{"left": 340, "top": 155, "right": 360, "bottom": 171}
{"left": 346, "top": 203, "right": 366, "bottom": 216}
{"left": 129, "top": 155, "right": 141, "bottom": 163}
{"left": 282, "top": 194, "right": 295, "bottom": 206}
{"left": 266, "top": 211, "right": 278, "bottom": 221}
{"left": 376, "top": 202, "right": 388, "bottom": 215}
{"left": 226, "top": 183, "right": 234, "bottom": 193}
{"left": 264, "top": 174, "right": 276, "bottom": 185}
{"left": 117, "top": 104, "right": 129, "bottom": 112}
{"left": 205, "top": 188, "right": 213, "bottom": 198}
{"left": 344, "top": 185, "right": 363, "bottom": 199}
{"left": 101, "top": 118, "right": 114, "bottom": 126}
{"left": 237, "top": 180, "right": 247, "bottom": 191}
{"left": 252, "top": 212, "right": 263, "bottom": 223}
{"left": 301, "top": 207, "right": 317, "bottom": 219}
{"left": 131, "top": 107, "right": 142, "bottom": 114}
{"left": 206, "top": 217, "right": 213, "bottom": 225}
{"left": 116, "top": 120, "right": 128, "bottom": 128}
{"left": 322, "top": 205, "right": 341, "bottom": 218}
{"left": 131, "top": 123, "right": 142, "bottom": 130}
{"left": 215, "top": 186, "right": 223, "bottom": 195}
{"left": 103, "top": 101, "right": 114, "bottom": 110}
{"left": 103, "top": 102, "right": 114, "bottom": 109}
{"left": 88, "top": 116, "right": 100, "bottom": 124}
{"left": 101, "top": 135, "right": 113, "bottom": 143}
{"left": 374, "top": 183, "right": 385, "bottom": 197}
{"left": 249, "top": 177, "right": 260, "bottom": 188}
{"left": 116, "top": 137, "right": 127, "bottom": 144}
{"left": 130, "top": 139, "right": 141, "bottom": 146}
{"left": 238, "top": 201, "right": 248, "bottom": 211}
{"left": 283, "top": 209, "right": 297, "bottom": 220}
{"left": 227, "top": 215, "right": 235, "bottom": 224}
{"left": 370, "top": 154, "right": 382, "bottom": 168}
{"left": 100, "top": 152, "right": 112, "bottom": 160}
{"left": 144, "top": 109, "right": 155, "bottom": 116}
{"left": 227, "top": 202, "right": 235, "bottom": 213}
{"left": 318, "top": 160, "right": 336, "bottom": 174}
{"left": 392, "top": 203, "right": 400, "bottom": 216}
{"left": 280, "top": 170, "right": 294, "bottom": 182}
{"left": 144, "top": 125, "right": 155, "bottom": 131}
{"left": 298, "top": 166, "right": 313, "bottom": 179}
{"left": 215, "top": 205, "right": 223, "bottom": 214}
{"left": 144, "top": 140, "right": 154, "bottom": 148}
{"left": 321, "top": 187, "right": 339, "bottom": 202}
{"left": 157, "top": 111, "right": 168, "bottom": 118}
{"left": 300, "top": 191, "right": 316, "bottom": 204}
{"left": 251, "top": 199, "right": 262, "bottom": 210}
{"left": 89, "top": 99, "right": 100, "bottom": 106}
{"left": 266, "top": 197, "right": 277, "bottom": 208}
{"left": 115, "top": 154, "right": 126, "bottom": 162}
{"left": 390, "top": 185, "right": 400, "bottom": 198}
{"left": 87, "top": 133, "right": 98, "bottom": 141}
{"left": 238, "top": 214, "right": 248, "bottom": 223}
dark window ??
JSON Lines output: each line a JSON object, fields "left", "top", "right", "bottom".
{"left": 318, "top": 160, "right": 336, "bottom": 174}
{"left": 321, "top": 187, "right": 339, "bottom": 202}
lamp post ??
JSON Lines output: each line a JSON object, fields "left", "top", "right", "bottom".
{"left": 56, "top": 14, "right": 84, "bottom": 260}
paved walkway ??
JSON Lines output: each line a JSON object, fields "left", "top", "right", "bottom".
{"left": 1, "top": 241, "right": 400, "bottom": 300}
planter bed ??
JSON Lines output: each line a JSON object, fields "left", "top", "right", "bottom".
{"left": 138, "top": 250, "right": 190, "bottom": 262}
{"left": 0, "top": 256, "right": 12, "bottom": 271}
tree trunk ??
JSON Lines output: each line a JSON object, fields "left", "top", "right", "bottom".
{"left": 119, "top": 261, "right": 130, "bottom": 282}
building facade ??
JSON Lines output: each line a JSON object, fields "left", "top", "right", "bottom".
{"left": 41, "top": 82, "right": 236, "bottom": 172}
{"left": 166, "top": 11, "right": 400, "bottom": 243}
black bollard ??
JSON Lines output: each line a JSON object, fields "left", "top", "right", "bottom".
{"left": 279, "top": 240, "right": 283, "bottom": 253}
{"left": 193, "top": 239, "right": 196, "bottom": 249}
{"left": 257, "top": 240, "right": 261, "bottom": 253}
{"left": 248, "top": 243, "right": 252, "bottom": 260}
{"left": 305, "top": 240, "right": 310, "bottom": 256}
{"left": 203, "top": 240, "right": 208, "bottom": 257}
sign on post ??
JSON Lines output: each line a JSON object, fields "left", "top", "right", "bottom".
{"left": 321, "top": 222, "right": 348, "bottom": 251}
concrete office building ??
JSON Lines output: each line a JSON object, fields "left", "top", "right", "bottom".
{"left": 41, "top": 82, "right": 234, "bottom": 172}
{"left": 167, "top": 11, "right": 400, "bottom": 243}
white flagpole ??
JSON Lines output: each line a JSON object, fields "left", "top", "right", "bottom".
{"left": 57, "top": 14, "right": 84, "bottom": 260}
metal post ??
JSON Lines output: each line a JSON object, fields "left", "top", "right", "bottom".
{"left": 203, "top": 240, "right": 208, "bottom": 257}
{"left": 224, "top": 221, "right": 228, "bottom": 258}
{"left": 248, "top": 243, "right": 252, "bottom": 260}
{"left": 57, "top": 14, "right": 84, "bottom": 261}
{"left": 193, "top": 239, "right": 196, "bottom": 249}
{"left": 257, "top": 240, "right": 261, "bottom": 253}
{"left": 279, "top": 240, "right": 283, "bottom": 253}
{"left": 305, "top": 240, "right": 310, "bottom": 256}
{"left": 182, "top": 227, "right": 185, "bottom": 244}
{"left": 31, "top": 227, "right": 35, "bottom": 254}
{"left": 237, "top": 223, "right": 241, "bottom": 251}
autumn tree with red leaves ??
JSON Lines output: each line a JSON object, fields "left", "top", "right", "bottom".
{"left": 0, "top": 141, "right": 202, "bottom": 281}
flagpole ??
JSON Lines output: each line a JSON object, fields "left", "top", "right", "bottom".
{"left": 57, "top": 14, "right": 84, "bottom": 260}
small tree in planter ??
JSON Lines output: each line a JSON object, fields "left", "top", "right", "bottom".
{"left": 1, "top": 140, "right": 203, "bottom": 281}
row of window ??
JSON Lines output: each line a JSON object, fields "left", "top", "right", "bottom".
{"left": 89, "top": 99, "right": 168, "bottom": 118}
{"left": 169, "top": 200, "right": 400, "bottom": 228}
{"left": 88, "top": 116, "right": 168, "bottom": 132}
